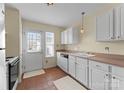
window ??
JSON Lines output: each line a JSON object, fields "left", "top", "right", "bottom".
{"left": 27, "top": 32, "right": 41, "bottom": 53}
{"left": 45, "top": 32, "right": 54, "bottom": 57}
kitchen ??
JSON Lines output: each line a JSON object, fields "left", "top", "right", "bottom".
{"left": 0, "top": 3, "right": 124, "bottom": 90}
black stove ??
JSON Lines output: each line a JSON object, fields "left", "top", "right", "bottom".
{"left": 6, "top": 56, "right": 19, "bottom": 90}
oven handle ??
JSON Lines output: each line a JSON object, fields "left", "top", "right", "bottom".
{"left": 11, "top": 60, "right": 19, "bottom": 67}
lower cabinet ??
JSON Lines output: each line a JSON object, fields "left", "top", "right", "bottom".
{"left": 69, "top": 55, "right": 76, "bottom": 77}
{"left": 111, "top": 65, "right": 124, "bottom": 90}
{"left": 75, "top": 57, "right": 88, "bottom": 86}
{"left": 111, "top": 75, "right": 124, "bottom": 90}
{"left": 89, "top": 60, "right": 109, "bottom": 90}
{"left": 57, "top": 52, "right": 124, "bottom": 90}
{"left": 89, "top": 68, "right": 109, "bottom": 90}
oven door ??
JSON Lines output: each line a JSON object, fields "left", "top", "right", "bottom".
{"left": 9, "top": 58, "right": 19, "bottom": 90}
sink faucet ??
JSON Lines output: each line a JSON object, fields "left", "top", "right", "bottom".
{"left": 105, "top": 47, "right": 110, "bottom": 54}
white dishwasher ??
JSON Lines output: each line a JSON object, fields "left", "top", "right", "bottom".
{"left": 60, "top": 53, "right": 68, "bottom": 73}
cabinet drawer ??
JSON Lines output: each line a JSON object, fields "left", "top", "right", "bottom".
{"left": 76, "top": 57, "right": 87, "bottom": 66}
{"left": 89, "top": 60, "right": 109, "bottom": 72}
{"left": 112, "top": 65, "right": 124, "bottom": 77}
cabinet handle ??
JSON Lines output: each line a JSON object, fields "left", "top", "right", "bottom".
{"left": 111, "top": 37, "right": 114, "bottom": 39}
{"left": 113, "top": 76, "right": 116, "bottom": 79}
{"left": 117, "top": 36, "right": 120, "bottom": 39}
{"left": 96, "top": 65, "right": 101, "bottom": 68}
{"left": 106, "top": 74, "right": 109, "bottom": 76}
{"left": 2, "top": 10, "right": 4, "bottom": 15}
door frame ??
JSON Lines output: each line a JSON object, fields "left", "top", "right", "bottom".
{"left": 22, "top": 27, "right": 45, "bottom": 73}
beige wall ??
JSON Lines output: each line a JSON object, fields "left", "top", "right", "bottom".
{"left": 65, "top": 4, "right": 124, "bottom": 55}
{"left": 22, "top": 19, "right": 64, "bottom": 68}
{"left": 5, "top": 6, "right": 21, "bottom": 57}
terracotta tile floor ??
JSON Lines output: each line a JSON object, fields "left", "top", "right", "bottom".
{"left": 16, "top": 67, "right": 67, "bottom": 90}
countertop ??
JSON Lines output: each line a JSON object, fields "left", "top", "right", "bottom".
{"left": 56, "top": 50, "right": 124, "bottom": 68}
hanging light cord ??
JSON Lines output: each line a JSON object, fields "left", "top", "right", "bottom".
{"left": 81, "top": 12, "right": 85, "bottom": 30}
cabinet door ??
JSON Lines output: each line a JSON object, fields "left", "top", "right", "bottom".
{"left": 112, "top": 7, "right": 124, "bottom": 40}
{"left": 68, "top": 28, "right": 73, "bottom": 44}
{"left": 112, "top": 75, "right": 124, "bottom": 90}
{"left": 61, "top": 32, "right": 64, "bottom": 44}
{"left": 90, "top": 68, "right": 109, "bottom": 90}
{"left": 64, "top": 30, "right": 68, "bottom": 44}
{"left": 69, "top": 55, "right": 76, "bottom": 77}
{"left": 75, "top": 58, "right": 87, "bottom": 86}
{"left": 120, "top": 7, "right": 124, "bottom": 40}
{"left": 96, "top": 10, "right": 114, "bottom": 41}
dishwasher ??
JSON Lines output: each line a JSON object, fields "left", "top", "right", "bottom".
{"left": 60, "top": 53, "right": 69, "bottom": 73}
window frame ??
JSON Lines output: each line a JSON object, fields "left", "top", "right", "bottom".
{"left": 26, "top": 31, "right": 42, "bottom": 53}
{"left": 45, "top": 32, "right": 55, "bottom": 57}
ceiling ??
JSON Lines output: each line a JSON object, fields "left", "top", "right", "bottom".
{"left": 7, "top": 3, "right": 109, "bottom": 28}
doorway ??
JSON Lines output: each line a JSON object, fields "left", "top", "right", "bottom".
{"left": 22, "top": 28, "right": 45, "bottom": 72}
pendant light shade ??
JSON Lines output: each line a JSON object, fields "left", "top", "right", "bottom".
{"left": 81, "top": 12, "right": 85, "bottom": 33}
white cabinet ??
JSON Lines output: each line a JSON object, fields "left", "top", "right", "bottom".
{"left": 68, "top": 27, "right": 79, "bottom": 44}
{"left": 114, "top": 7, "right": 124, "bottom": 40}
{"left": 61, "top": 27, "right": 79, "bottom": 44}
{"left": 96, "top": 9, "right": 114, "bottom": 41}
{"left": 96, "top": 6, "right": 124, "bottom": 41}
{"left": 111, "top": 65, "right": 124, "bottom": 90}
{"left": 69, "top": 55, "right": 76, "bottom": 77}
{"left": 61, "top": 30, "right": 68, "bottom": 44}
{"left": 57, "top": 52, "right": 68, "bottom": 73}
{"left": 89, "top": 60, "right": 109, "bottom": 90}
{"left": 61, "top": 32, "right": 64, "bottom": 44}
{"left": 111, "top": 75, "right": 124, "bottom": 90}
{"left": 75, "top": 57, "right": 88, "bottom": 86}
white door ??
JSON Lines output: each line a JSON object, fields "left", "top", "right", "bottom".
{"left": 96, "top": 9, "right": 113, "bottom": 41}
{"left": 112, "top": 75, "right": 124, "bottom": 90}
{"left": 23, "top": 29, "right": 44, "bottom": 72}
{"left": 69, "top": 55, "right": 76, "bottom": 77}
{"left": 75, "top": 58, "right": 87, "bottom": 86}
{"left": 90, "top": 68, "right": 109, "bottom": 90}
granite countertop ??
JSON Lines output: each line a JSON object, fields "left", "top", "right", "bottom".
{"left": 56, "top": 49, "right": 124, "bottom": 68}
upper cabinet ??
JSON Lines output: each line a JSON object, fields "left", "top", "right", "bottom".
{"left": 96, "top": 9, "right": 114, "bottom": 41}
{"left": 61, "top": 27, "right": 79, "bottom": 44}
{"left": 96, "top": 6, "right": 124, "bottom": 41}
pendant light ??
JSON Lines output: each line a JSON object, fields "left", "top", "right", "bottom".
{"left": 80, "top": 12, "right": 85, "bottom": 33}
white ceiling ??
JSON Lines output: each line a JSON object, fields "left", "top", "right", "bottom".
{"left": 7, "top": 3, "right": 109, "bottom": 28}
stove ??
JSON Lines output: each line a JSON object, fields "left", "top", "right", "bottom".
{"left": 6, "top": 56, "right": 19, "bottom": 90}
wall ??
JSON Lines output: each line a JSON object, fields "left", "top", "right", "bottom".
{"left": 65, "top": 4, "right": 124, "bottom": 55}
{"left": 5, "top": 6, "right": 21, "bottom": 57}
{"left": 5, "top": 6, "right": 23, "bottom": 82}
{"left": 22, "top": 19, "right": 64, "bottom": 69}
